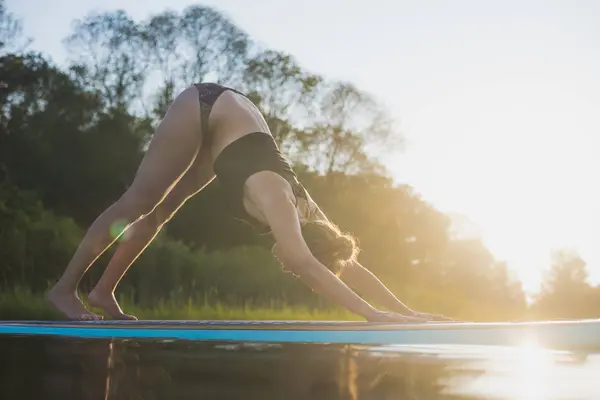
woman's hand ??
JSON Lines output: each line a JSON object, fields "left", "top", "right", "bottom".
{"left": 409, "top": 311, "right": 455, "bottom": 322}
{"left": 365, "top": 310, "right": 428, "bottom": 323}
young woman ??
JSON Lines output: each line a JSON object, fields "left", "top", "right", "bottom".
{"left": 47, "top": 83, "right": 451, "bottom": 323}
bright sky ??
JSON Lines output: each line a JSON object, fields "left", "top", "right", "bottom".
{"left": 7, "top": 0, "right": 600, "bottom": 293}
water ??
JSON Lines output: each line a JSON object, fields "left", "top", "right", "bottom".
{"left": 1, "top": 335, "right": 599, "bottom": 399}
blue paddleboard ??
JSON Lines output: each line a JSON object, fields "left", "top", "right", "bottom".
{"left": 0, "top": 319, "right": 598, "bottom": 350}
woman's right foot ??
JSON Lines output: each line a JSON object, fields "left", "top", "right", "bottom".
{"left": 46, "top": 287, "right": 102, "bottom": 321}
{"left": 88, "top": 290, "right": 138, "bottom": 320}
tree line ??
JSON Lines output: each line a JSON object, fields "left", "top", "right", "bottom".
{"left": 1, "top": 1, "right": 597, "bottom": 320}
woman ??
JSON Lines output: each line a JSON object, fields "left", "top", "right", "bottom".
{"left": 47, "top": 83, "right": 451, "bottom": 323}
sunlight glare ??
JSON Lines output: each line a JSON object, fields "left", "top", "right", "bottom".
{"left": 392, "top": 75, "right": 600, "bottom": 295}
{"left": 513, "top": 339, "right": 552, "bottom": 400}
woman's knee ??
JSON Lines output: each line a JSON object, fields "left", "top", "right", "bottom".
{"left": 154, "top": 203, "right": 178, "bottom": 227}
{"left": 151, "top": 171, "right": 205, "bottom": 226}
{"left": 118, "top": 189, "right": 163, "bottom": 221}
{"left": 154, "top": 189, "right": 190, "bottom": 226}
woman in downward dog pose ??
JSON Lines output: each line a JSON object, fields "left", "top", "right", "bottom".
{"left": 47, "top": 83, "right": 452, "bottom": 323}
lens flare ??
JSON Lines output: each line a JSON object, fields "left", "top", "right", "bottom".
{"left": 110, "top": 219, "right": 132, "bottom": 241}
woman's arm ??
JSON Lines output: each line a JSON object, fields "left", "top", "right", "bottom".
{"left": 301, "top": 196, "right": 414, "bottom": 313}
{"left": 262, "top": 191, "right": 379, "bottom": 319}
{"left": 339, "top": 261, "right": 415, "bottom": 315}
{"left": 340, "top": 261, "right": 454, "bottom": 321}
{"left": 299, "top": 195, "right": 413, "bottom": 313}
{"left": 305, "top": 195, "right": 452, "bottom": 321}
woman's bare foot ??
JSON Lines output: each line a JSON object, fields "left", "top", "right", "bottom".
{"left": 88, "top": 290, "right": 138, "bottom": 320}
{"left": 46, "top": 287, "right": 103, "bottom": 321}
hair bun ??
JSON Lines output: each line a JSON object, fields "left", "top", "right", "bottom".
{"left": 300, "top": 219, "right": 359, "bottom": 274}
{"left": 333, "top": 234, "right": 358, "bottom": 263}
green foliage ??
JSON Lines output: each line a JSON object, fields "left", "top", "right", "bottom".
{"left": 0, "top": 286, "right": 356, "bottom": 321}
{"left": 120, "top": 241, "right": 319, "bottom": 309}
{"left": 0, "top": 179, "right": 82, "bottom": 291}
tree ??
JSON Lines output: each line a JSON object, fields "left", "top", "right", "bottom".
{"left": 0, "top": 0, "right": 30, "bottom": 54}
{"left": 0, "top": 51, "right": 148, "bottom": 225}
{"left": 63, "top": 10, "right": 148, "bottom": 112}
{"left": 143, "top": 5, "right": 250, "bottom": 118}
{"left": 299, "top": 81, "right": 400, "bottom": 175}
{"left": 142, "top": 10, "right": 183, "bottom": 118}
{"left": 533, "top": 249, "right": 595, "bottom": 319}
{"left": 241, "top": 50, "right": 321, "bottom": 151}
{"left": 179, "top": 5, "right": 249, "bottom": 85}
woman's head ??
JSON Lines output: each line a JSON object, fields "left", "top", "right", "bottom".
{"left": 300, "top": 219, "right": 359, "bottom": 275}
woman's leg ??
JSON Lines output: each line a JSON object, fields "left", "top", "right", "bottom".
{"left": 47, "top": 86, "right": 204, "bottom": 320}
{"left": 87, "top": 151, "right": 215, "bottom": 319}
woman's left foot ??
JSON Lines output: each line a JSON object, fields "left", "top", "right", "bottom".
{"left": 88, "top": 290, "right": 138, "bottom": 320}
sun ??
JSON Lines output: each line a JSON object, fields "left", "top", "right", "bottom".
{"left": 388, "top": 77, "right": 599, "bottom": 296}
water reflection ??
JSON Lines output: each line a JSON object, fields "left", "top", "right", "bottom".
{"left": 0, "top": 335, "right": 598, "bottom": 399}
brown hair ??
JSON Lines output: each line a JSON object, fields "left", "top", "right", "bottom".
{"left": 301, "top": 219, "right": 359, "bottom": 275}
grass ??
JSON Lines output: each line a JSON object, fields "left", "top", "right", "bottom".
{"left": 0, "top": 287, "right": 359, "bottom": 322}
